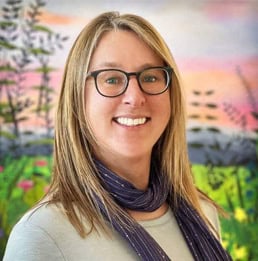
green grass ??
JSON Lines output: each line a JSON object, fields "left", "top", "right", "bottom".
{"left": 0, "top": 156, "right": 257, "bottom": 260}
{"left": 0, "top": 155, "right": 52, "bottom": 258}
{"left": 193, "top": 164, "right": 258, "bottom": 261}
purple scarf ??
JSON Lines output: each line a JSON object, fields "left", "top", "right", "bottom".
{"left": 95, "top": 160, "right": 232, "bottom": 261}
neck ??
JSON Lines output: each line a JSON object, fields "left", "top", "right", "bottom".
{"left": 95, "top": 153, "right": 151, "bottom": 190}
{"left": 127, "top": 202, "right": 169, "bottom": 221}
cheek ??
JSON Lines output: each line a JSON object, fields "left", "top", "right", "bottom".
{"left": 159, "top": 97, "right": 171, "bottom": 134}
{"left": 155, "top": 93, "right": 171, "bottom": 121}
{"left": 85, "top": 88, "right": 115, "bottom": 127}
{"left": 85, "top": 87, "right": 102, "bottom": 127}
{"left": 85, "top": 84, "right": 103, "bottom": 114}
{"left": 86, "top": 99, "right": 104, "bottom": 126}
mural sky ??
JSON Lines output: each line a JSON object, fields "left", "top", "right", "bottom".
{"left": 1, "top": 0, "right": 257, "bottom": 134}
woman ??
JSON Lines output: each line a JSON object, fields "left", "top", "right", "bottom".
{"left": 4, "top": 11, "right": 232, "bottom": 260}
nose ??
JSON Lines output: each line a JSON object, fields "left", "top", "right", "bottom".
{"left": 121, "top": 77, "right": 146, "bottom": 107}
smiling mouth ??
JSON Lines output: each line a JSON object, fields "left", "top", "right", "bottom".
{"left": 114, "top": 117, "right": 149, "bottom": 127}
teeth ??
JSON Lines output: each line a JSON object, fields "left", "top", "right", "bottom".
{"left": 116, "top": 117, "right": 147, "bottom": 126}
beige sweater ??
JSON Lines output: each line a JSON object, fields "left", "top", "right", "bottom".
{"left": 3, "top": 200, "right": 220, "bottom": 261}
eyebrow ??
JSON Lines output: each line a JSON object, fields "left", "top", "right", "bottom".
{"left": 90, "top": 62, "right": 164, "bottom": 71}
{"left": 92, "top": 62, "right": 121, "bottom": 70}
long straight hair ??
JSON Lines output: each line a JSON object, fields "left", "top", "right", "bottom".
{"left": 46, "top": 11, "right": 217, "bottom": 237}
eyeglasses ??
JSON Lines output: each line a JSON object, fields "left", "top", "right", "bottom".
{"left": 86, "top": 66, "right": 172, "bottom": 98}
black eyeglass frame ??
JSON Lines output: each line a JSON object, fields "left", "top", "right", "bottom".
{"left": 86, "top": 66, "right": 173, "bottom": 98}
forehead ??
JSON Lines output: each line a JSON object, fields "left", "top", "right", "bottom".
{"left": 89, "top": 30, "right": 164, "bottom": 71}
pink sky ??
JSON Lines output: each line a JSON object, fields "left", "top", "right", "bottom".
{"left": 2, "top": 54, "right": 256, "bottom": 134}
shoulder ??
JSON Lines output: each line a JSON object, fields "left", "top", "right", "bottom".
{"left": 199, "top": 199, "right": 221, "bottom": 239}
{"left": 14, "top": 202, "right": 72, "bottom": 238}
{"left": 4, "top": 203, "right": 141, "bottom": 261}
{"left": 3, "top": 203, "right": 72, "bottom": 261}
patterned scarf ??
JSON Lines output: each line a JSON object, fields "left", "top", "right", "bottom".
{"left": 95, "top": 160, "right": 232, "bottom": 261}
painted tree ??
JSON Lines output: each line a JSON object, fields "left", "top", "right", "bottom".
{"left": 0, "top": 0, "right": 68, "bottom": 160}
{"left": 0, "top": 0, "right": 25, "bottom": 157}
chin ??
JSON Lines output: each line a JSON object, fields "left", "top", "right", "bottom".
{"left": 115, "top": 148, "right": 151, "bottom": 160}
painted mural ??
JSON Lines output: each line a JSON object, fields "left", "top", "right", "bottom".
{"left": 0, "top": 0, "right": 257, "bottom": 260}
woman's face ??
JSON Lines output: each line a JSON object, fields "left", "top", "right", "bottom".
{"left": 85, "top": 30, "right": 171, "bottom": 163}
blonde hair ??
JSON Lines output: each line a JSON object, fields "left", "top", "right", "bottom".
{"left": 46, "top": 11, "right": 215, "bottom": 237}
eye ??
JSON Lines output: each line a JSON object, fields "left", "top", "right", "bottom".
{"left": 100, "top": 71, "right": 125, "bottom": 86}
{"left": 143, "top": 75, "right": 157, "bottom": 83}
{"left": 106, "top": 77, "right": 120, "bottom": 85}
